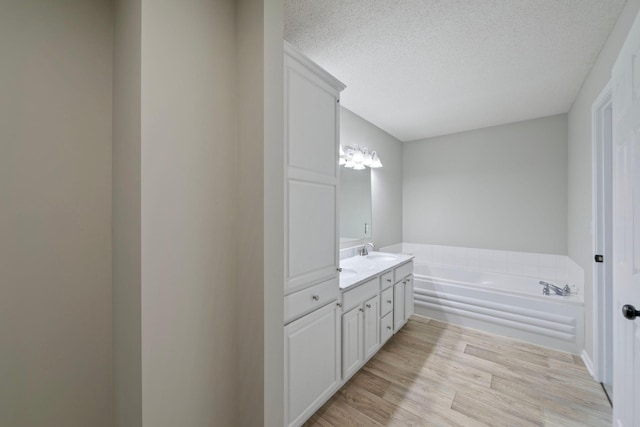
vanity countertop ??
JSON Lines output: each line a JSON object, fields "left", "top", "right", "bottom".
{"left": 339, "top": 252, "right": 414, "bottom": 290}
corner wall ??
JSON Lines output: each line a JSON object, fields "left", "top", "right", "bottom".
{"left": 403, "top": 114, "right": 568, "bottom": 255}
{"left": 567, "top": 0, "right": 640, "bottom": 361}
{"left": 340, "top": 108, "right": 403, "bottom": 248}
{"left": 0, "top": 1, "right": 114, "bottom": 425}
{"left": 236, "top": 0, "right": 285, "bottom": 425}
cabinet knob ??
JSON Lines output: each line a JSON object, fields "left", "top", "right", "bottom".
{"left": 312, "top": 295, "right": 319, "bottom": 301}
{"left": 387, "top": 326, "right": 392, "bottom": 330}
{"left": 366, "top": 304, "right": 371, "bottom": 308}
{"left": 359, "top": 308, "right": 364, "bottom": 312}
{"left": 387, "top": 300, "right": 392, "bottom": 304}
{"left": 386, "top": 278, "right": 392, "bottom": 283}
{"left": 336, "top": 302, "right": 342, "bottom": 307}
{"left": 337, "top": 267, "right": 342, "bottom": 272}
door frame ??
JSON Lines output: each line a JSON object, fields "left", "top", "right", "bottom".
{"left": 591, "top": 81, "right": 614, "bottom": 384}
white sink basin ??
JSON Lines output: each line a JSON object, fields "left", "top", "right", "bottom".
{"left": 339, "top": 268, "right": 358, "bottom": 279}
{"left": 366, "top": 254, "right": 398, "bottom": 262}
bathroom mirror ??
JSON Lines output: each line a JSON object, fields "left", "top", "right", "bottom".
{"left": 339, "top": 167, "right": 372, "bottom": 245}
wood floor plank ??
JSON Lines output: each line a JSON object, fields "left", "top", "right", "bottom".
{"left": 304, "top": 317, "right": 611, "bottom": 426}
{"left": 491, "top": 375, "right": 612, "bottom": 416}
{"left": 339, "top": 384, "right": 427, "bottom": 426}
{"left": 451, "top": 390, "right": 543, "bottom": 427}
{"left": 354, "top": 368, "right": 484, "bottom": 427}
{"left": 423, "top": 317, "right": 575, "bottom": 363}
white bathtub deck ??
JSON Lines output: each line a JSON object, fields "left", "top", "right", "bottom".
{"left": 305, "top": 316, "right": 610, "bottom": 427}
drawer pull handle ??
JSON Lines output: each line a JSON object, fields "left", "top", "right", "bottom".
{"left": 386, "top": 278, "right": 392, "bottom": 283}
{"left": 312, "top": 295, "right": 320, "bottom": 301}
{"left": 387, "top": 326, "right": 392, "bottom": 330}
{"left": 387, "top": 300, "right": 392, "bottom": 304}
{"left": 366, "top": 304, "right": 371, "bottom": 308}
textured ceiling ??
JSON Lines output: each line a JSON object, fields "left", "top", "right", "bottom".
{"left": 285, "top": 0, "right": 627, "bottom": 141}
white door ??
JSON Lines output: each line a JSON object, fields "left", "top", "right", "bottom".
{"left": 612, "top": 9, "right": 640, "bottom": 427}
{"left": 284, "top": 46, "right": 343, "bottom": 294}
{"left": 363, "top": 295, "right": 380, "bottom": 359}
{"left": 342, "top": 305, "right": 363, "bottom": 380}
{"left": 404, "top": 276, "right": 414, "bottom": 321}
{"left": 284, "top": 302, "right": 341, "bottom": 427}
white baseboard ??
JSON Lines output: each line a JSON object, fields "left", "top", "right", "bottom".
{"left": 581, "top": 349, "right": 595, "bottom": 379}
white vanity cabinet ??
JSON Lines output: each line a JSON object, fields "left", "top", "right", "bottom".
{"left": 341, "top": 278, "right": 380, "bottom": 381}
{"left": 363, "top": 295, "right": 381, "bottom": 359}
{"left": 341, "top": 305, "right": 363, "bottom": 380}
{"left": 283, "top": 42, "right": 346, "bottom": 427}
{"left": 380, "top": 272, "right": 394, "bottom": 344}
{"left": 285, "top": 302, "right": 341, "bottom": 427}
{"left": 393, "top": 277, "right": 415, "bottom": 332}
{"left": 393, "top": 261, "right": 414, "bottom": 332}
{"left": 342, "top": 294, "right": 380, "bottom": 379}
{"left": 404, "top": 275, "right": 414, "bottom": 321}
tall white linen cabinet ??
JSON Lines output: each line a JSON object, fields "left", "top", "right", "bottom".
{"left": 282, "top": 42, "right": 345, "bottom": 427}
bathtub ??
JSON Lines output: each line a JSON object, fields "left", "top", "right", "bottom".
{"left": 412, "top": 264, "right": 584, "bottom": 354}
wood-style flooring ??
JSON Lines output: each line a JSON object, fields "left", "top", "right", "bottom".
{"left": 304, "top": 316, "right": 611, "bottom": 427}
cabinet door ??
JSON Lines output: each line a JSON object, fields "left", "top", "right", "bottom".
{"left": 287, "top": 180, "right": 336, "bottom": 291}
{"left": 342, "top": 305, "right": 363, "bottom": 380}
{"left": 363, "top": 295, "right": 380, "bottom": 360}
{"left": 285, "top": 302, "right": 341, "bottom": 427}
{"left": 284, "top": 49, "right": 342, "bottom": 293}
{"left": 393, "top": 281, "right": 405, "bottom": 333}
{"left": 404, "top": 276, "right": 414, "bottom": 321}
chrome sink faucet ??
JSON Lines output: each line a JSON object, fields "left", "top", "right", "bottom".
{"left": 360, "top": 242, "right": 375, "bottom": 256}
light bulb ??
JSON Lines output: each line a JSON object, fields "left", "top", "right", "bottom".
{"left": 352, "top": 148, "right": 364, "bottom": 163}
{"left": 370, "top": 152, "right": 383, "bottom": 168}
{"left": 363, "top": 148, "right": 373, "bottom": 167}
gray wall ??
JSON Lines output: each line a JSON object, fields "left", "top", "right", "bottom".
{"left": 340, "top": 108, "right": 403, "bottom": 248}
{"left": 114, "top": 1, "right": 284, "bottom": 426}
{"left": 112, "top": 0, "right": 142, "bottom": 425}
{"left": 0, "top": 1, "right": 114, "bottom": 426}
{"left": 567, "top": 0, "right": 640, "bottom": 362}
{"left": 3, "top": 1, "right": 285, "bottom": 425}
{"left": 139, "top": 0, "right": 238, "bottom": 425}
{"left": 403, "top": 115, "right": 568, "bottom": 254}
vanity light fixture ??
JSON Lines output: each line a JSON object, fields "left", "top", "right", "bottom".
{"left": 339, "top": 144, "right": 383, "bottom": 169}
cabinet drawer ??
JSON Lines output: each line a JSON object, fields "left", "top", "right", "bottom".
{"left": 380, "top": 271, "right": 394, "bottom": 290}
{"left": 381, "top": 312, "right": 393, "bottom": 344}
{"left": 394, "top": 261, "right": 414, "bottom": 283}
{"left": 284, "top": 278, "right": 339, "bottom": 324}
{"left": 380, "top": 287, "right": 393, "bottom": 317}
{"left": 342, "top": 278, "right": 378, "bottom": 312}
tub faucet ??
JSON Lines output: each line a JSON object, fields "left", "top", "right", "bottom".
{"left": 360, "top": 242, "right": 375, "bottom": 256}
{"left": 539, "top": 281, "right": 571, "bottom": 296}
